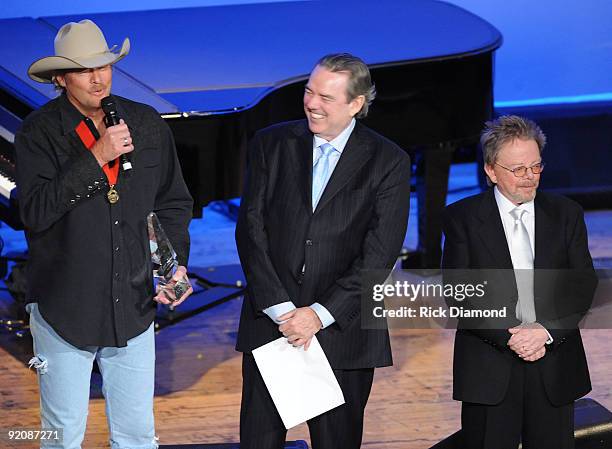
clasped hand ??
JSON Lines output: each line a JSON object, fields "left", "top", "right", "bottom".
{"left": 507, "top": 322, "right": 549, "bottom": 362}
{"left": 278, "top": 307, "right": 323, "bottom": 351}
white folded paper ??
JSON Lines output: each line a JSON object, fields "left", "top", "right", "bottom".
{"left": 252, "top": 336, "right": 345, "bottom": 429}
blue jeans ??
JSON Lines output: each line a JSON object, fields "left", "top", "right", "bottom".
{"left": 27, "top": 303, "right": 157, "bottom": 449}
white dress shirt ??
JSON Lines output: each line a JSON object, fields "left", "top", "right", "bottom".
{"left": 493, "top": 186, "right": 552, "bottom": 343}
{"left": 494, "top": 186, "right": 535, "bottom": 264}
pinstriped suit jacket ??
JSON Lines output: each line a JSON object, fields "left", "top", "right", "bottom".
{"left": 235, "top": 119, "right": 411, "bottom": 369}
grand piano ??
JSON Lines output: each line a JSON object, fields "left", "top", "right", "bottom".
{"left": 0, "top": 0, "right": 502, "bottom": 235}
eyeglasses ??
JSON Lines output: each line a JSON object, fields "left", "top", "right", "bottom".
{"left": 495, "top": 162, "right": 545, "bottom": 178}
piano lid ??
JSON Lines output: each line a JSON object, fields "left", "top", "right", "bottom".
{"left": 1, "top": 0, "right": 501, "bottom": 115}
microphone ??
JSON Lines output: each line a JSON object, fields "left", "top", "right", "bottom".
{"left": 101, "top": 96, "right": 133, "bottom": 171}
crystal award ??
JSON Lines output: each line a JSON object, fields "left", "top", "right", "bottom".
{"left": 147, "top": 212, "right": 191, "bottom": 302}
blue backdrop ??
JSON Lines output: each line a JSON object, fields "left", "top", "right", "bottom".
{"left": 2, "top": 0, "right": 611, "bottom": 107}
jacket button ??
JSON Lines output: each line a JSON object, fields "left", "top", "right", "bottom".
{"left": 305, "top": 239, "right": 313, "bottom": 246}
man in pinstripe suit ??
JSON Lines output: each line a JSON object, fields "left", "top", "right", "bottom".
{"left": 235, "top": 53, "right": 411, "bottom": 449}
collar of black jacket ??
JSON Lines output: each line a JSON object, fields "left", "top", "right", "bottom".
{"left": 59, "top": 93, "right": 132, "bottom": 136}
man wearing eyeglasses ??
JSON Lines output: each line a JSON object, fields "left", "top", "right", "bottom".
{"left": 442, "top": 115, "right": 597, "bottom": 448}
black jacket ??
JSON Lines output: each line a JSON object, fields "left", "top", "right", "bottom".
{"left": 15, "top": 93, "right": 192, "bottom": 348}
{"left": 442, "top": 189, "right": 597, "bottom": 405}
{"left": 235, "top": 120, "right": 411, "bottom": 369}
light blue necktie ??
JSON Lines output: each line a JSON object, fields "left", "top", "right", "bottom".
{"left": 312, "top": 143, "right": 336, "bottom": 210}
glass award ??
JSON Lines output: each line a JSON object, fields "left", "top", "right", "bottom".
{"left": 147, "top": 212, "right": 191, "bottom": 302}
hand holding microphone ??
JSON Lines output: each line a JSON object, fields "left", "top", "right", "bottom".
{"left": 91, "top": 96, "right": 134, "bottom": 169}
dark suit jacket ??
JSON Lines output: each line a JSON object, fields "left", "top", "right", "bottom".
{"left": 235, "top": 119, "right": 411, "bottom": 369}
{"left": 442, "top": 189, "right": 597, "bottom": 406}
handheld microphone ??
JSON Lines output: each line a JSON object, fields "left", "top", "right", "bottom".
{"left": 101, "top": 96, "right": 133, "bottom": 171}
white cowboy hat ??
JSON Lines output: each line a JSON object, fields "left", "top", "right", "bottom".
{"left": 28, "top": 19, "right": 130, "bottom": 83}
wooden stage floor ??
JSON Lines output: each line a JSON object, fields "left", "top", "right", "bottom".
{"left": 2, "top": 296, "right": 612, "bottom": 448}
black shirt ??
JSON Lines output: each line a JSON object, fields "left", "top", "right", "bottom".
{"left": 15, "top": 93, "right": 193, "bottom": 348}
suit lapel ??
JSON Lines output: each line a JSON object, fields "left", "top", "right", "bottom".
{"left": 314, "top": 123, "right": 373, "bottom": 213}
{"left": 289, "top": 121, "right": 314, "bottom": 212}
{"left": 533, "top": 193, "right": 555, "bottom": 269}
{"left": 476, "top": 189, "right": 514, "bottom": 269}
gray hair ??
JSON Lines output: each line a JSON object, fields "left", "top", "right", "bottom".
{"left": 315, "top": 53, "right": 376, "bottom": 118}
{"left": 481, "top": 115, "right": 546, "bottom": 166}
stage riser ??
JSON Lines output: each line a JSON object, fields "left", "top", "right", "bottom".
{"left": 430, "top": 398, "right": 612, "bottom": 448}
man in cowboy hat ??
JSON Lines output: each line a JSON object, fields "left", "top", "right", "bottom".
{"left": 16, "top": 19, "right": 193, "bottom": 449}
